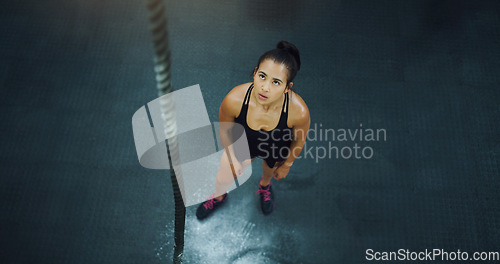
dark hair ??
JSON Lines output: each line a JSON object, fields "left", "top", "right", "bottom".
{"left": 255, "top": 41, "right": 301, "bottom": 86}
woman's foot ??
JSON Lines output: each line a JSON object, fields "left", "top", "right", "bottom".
{"left": 196, "top": 193, "right": 228, "bottom": 220}
{"left": 256, "top": 182, "right": 274, "bottom": 215}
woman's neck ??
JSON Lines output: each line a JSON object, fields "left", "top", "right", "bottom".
{"left": 253, "top": 91, "right": 284, "bottom": 113}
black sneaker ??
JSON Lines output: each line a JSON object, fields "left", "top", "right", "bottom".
{"left": 256, "top": 183, "right": 274, "bottom": 215}
{"left": 196, "top": 193, "right": 228, "bottom": 220}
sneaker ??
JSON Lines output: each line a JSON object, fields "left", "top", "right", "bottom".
{"left": 196, "top": 193, "right": 228, "bottom": 220}
{"left": 256, "top": 183, "right": 274, "bottom": 215}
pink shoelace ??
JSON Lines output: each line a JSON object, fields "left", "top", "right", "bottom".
{"left": 256, "top": 184, "right": 271, "bottom": 201}
{"left": 203, "top": 194, "right": 222, "bottom": 210}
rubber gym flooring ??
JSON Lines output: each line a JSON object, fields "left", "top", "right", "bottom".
{"left": 1, "top": 0, "right": 499, "bottom": 263}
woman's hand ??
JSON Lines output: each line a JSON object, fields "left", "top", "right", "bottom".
{"left": 232, "top": 160, "right": 243, "bottom": 178}
{"left": 273, "top": 162, "right": 291, "bottom": 181}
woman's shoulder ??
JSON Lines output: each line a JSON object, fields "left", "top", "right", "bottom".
{"left": 220, "top": 82, "right": 253, "bottom": 118}
{"left": 222, "top": 82, "right": 252, "bottom": 105}
{"left": 288, "top": 90, "right": 310, "bottom": 127}
{"left": 226, "top": 82, "right": 252, "bottom": 100}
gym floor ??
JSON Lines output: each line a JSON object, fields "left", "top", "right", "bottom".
{"left": 1, "top": 0, "right": 499, "bottom": 263}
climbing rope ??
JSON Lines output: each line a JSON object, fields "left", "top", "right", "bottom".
{"left": 146, "top": 0, "right": 185, "bottom": 263}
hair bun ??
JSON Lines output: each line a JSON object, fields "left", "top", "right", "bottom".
{"left": 276, "top": 40, "right": 301, "bottom": 71}
{"left": 277, "top": 41, "right": 294, "bottom": 52}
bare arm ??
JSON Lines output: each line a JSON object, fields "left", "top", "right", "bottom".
{"left": 273, "top": 94, "right": 310, "bottom": 180}
{"left": 218, "top": 84, "right": 247, "bottom": 164}
{"left": 284, "top": 105, "right": 310, "bottom": 167}
{"left": 218, "top": 101, "right": 238, "bottom": 163}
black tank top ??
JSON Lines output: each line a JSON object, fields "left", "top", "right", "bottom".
{"left": 234, "top": 83, "right": 293, "bottom": 163}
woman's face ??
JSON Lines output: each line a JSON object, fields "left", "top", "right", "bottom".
{"left": 252, "top": 59, "right": 290, "bottom": 105}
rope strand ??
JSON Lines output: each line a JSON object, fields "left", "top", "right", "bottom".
{"left": 146, "top": 0, "right": 185, "bottom": 263}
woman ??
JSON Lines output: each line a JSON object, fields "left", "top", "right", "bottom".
{"left": 196, "top": 41, "right": 310, "bottom": 219}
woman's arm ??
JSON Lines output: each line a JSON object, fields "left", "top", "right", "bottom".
{"left": 284, "top": 102, "right": 310, "bottom": 167}
{"left": 285, "top": 112, "right": 310, "bottom": 167}
{"left": 274, "top": 93, "right": 310, "bottom": 180}
{"left": 218, "top": 84, "right": 247, "bottom": 164}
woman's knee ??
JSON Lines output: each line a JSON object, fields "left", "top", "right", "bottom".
{"left": 261, "top": 160, "right": 277, "bottom": 177}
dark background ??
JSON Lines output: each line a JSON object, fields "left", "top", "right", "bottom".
{"left": 1, "top": 0, "right": 499, "bottom": 263}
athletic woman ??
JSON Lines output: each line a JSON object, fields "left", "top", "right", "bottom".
{"left": 196, "top": 41, "right": 310, "bottom": 219}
